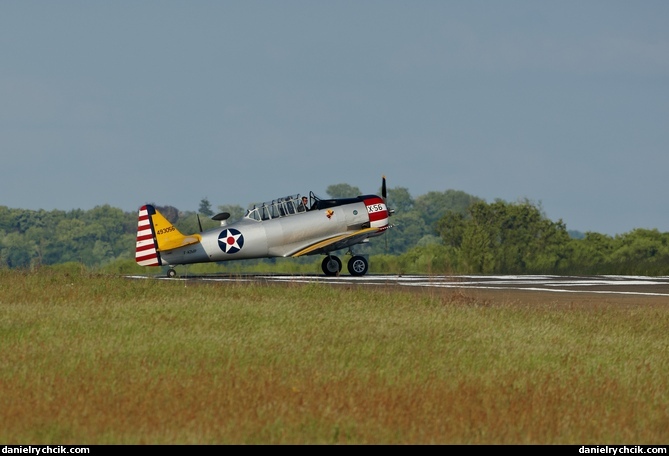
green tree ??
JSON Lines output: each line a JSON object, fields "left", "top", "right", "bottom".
{"left": 24, "top": 226, "right": 49, "bottom": 266}
{"left": 385, "top": 211, "right": 428, "bottom": 255}
{"left": 1, "top": 231, "right": 38, "bottom": 268}
{"left": 460, "top": 207, "right": 496, "bottom": 273}
{"left": 385, "top": 186, "right": 414, "bottom": 213}
{"left": 440, "top": 199, "right": 570, "bottom": 274}
{"left": 436, "top": 212, "right": 466, "bottom": 248}
{"left": 326, "top": 183, "right": 361, "bottom": 198}
{"left": 608, "top": 229, "right": 669, "bottom": 275}
{"left": 414, "top": 190, "right": 482, "bottom": 233}
{"left": 199, "top": 198, "right": 214, "bottom": 216}
{"left": 568, "top": 232, "right": 616, "bottom": 274}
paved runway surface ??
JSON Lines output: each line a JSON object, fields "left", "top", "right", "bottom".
{"left": 128, "top": 273, "right": 669, "bottom": 297}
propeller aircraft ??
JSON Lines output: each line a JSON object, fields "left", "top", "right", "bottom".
{"left": 135, "top": 177, "right": 394, "bottom": 277}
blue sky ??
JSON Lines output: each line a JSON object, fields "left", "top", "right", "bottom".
{"left": 2, "top": 1, "right": 667, "bottom": 235}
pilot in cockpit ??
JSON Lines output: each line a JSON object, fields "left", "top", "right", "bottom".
{"left": 298, "top": 196, "right": 309, "bottom": 212}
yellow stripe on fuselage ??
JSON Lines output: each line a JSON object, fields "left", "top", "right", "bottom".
{"left": 291, "top": 227, "right": 379, "bottom": 257}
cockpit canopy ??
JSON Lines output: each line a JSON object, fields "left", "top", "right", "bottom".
{"left": 244, "top": 194, "right": 307, "bottom": 221}
{"left": 243, "top": 191, "right": 373, "bottom": 221}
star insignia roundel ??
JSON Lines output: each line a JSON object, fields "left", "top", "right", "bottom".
{"left": 218, "top": 228, "right": 244, "bottom": 254}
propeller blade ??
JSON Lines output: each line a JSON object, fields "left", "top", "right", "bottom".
{"left": 197, "top": 214, "right": 203, "bottom": 232}
{"left": 381, "top": 175, "right": 394, "bottom": 216}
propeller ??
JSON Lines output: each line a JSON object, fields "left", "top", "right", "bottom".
{"left": 381, "top": 175, "right": 395, "bottom": 217}
{"left": 380, "top": 175, "right": 395, "bottom": 252}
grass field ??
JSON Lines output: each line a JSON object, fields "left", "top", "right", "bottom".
{"left": 1, "top": 268, "right": 668, "bottom": 444}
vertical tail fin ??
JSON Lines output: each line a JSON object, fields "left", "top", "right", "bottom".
{"left": 135, "top": 204, "right": 202, "bottom": 267}
{"left": 135, "top": 205, "right": 161, "bottom": 266}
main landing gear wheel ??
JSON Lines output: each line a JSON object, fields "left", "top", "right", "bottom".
{"left": 347, "top": 255, "right": 369, "bottom": 276}
{"left": 167, "top": 268, "right": 177, "bottom": 278}
{"left": 321, "top": 255, "right": 342, "bottom": 276}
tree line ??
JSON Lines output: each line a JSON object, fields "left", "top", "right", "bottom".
{"left": 1, "top": 184, "right": 668, "bottom": 275}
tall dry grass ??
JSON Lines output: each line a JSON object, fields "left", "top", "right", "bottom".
{"left": 1, "top": 268, "right": 667, "bottom": 444}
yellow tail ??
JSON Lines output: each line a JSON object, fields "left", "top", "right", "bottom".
{"left": 150, "top": 207, "right": 201, "bottom": 251}
{"left": 136, "top": 204, "right": 202, "bottom": 256}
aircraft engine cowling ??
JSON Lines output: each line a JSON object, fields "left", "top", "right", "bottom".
{"left": 363, "top": 196, "right": 389, "bottom": 229}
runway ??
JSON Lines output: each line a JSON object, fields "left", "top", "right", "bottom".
{"left": 127, "top": 273, "right": 669, "bottom": 297}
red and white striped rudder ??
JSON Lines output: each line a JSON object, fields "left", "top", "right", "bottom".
{"left": 135, "top": 205, "right": 161, "bottom": 266}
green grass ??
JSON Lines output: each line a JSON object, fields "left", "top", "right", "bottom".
{"left": 1, "top": 268, "right": 668, "bottom": 444}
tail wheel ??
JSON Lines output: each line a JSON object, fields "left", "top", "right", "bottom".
{"left": 348, "top": 256, "right": 369, "bottom": 276}
{"left": 321, "top": 255, "right": 342, "bottom": 276}
{"left": 167, "top": 268, "right": 177, "bottom": 278}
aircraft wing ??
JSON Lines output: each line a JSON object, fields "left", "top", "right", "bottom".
{"left": 289, "top": 227, "right": 381, "bottom": 257}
